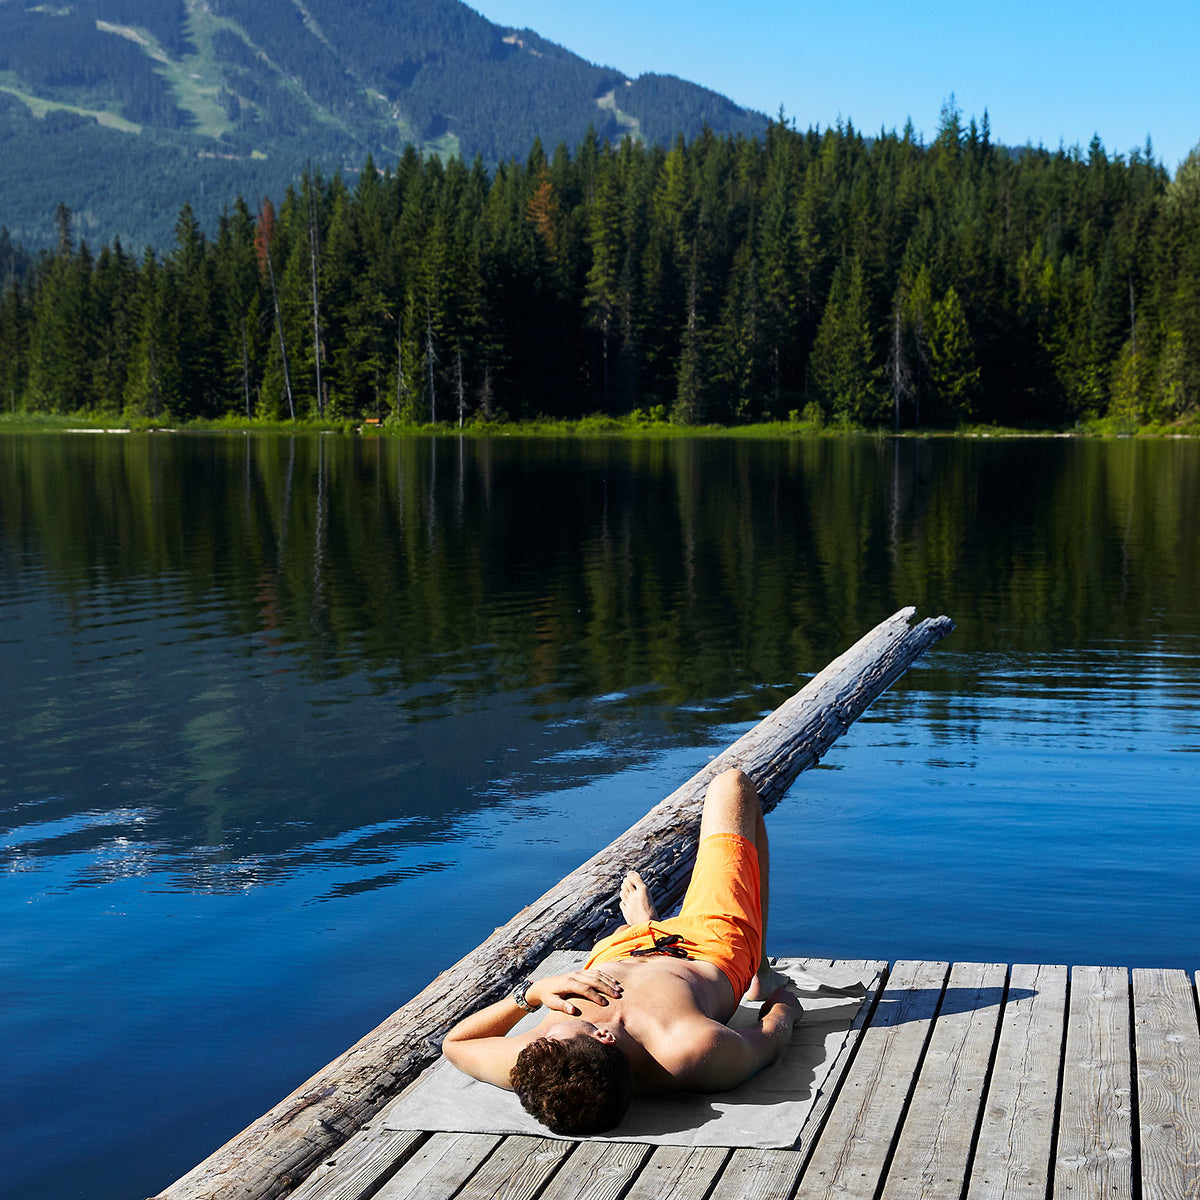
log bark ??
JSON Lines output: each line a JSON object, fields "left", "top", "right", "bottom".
{"left": 151, "top": 606, "right": 953, "bottom": 1200}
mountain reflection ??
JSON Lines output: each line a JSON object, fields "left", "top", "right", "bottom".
{"left": 2, "top": 433, "right": 1197, "bottom": 891}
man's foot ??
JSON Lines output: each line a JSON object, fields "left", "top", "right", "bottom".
{"left": 745, "top": 960, "right": 792, "bottom": 1002}
{"left": 619, "top": 871, "right": 659, "bottom": 924}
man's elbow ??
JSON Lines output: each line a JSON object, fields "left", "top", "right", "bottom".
{"left": 441, "top": 1027, "right": 468, "bottom": 1058}
{"left": 441, "top": 1037, "right": 481, "bottom": 1079}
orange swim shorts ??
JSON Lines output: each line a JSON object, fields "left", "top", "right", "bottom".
{"left": 584, "top": 832, "right": 762, "bottom": 1000}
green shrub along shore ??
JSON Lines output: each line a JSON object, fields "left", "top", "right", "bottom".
{"left": 2, "top": 112, "right": 1198, "bottom": 431}
{"left": 1, "top": 409, "right": 1195, "bottom": 438}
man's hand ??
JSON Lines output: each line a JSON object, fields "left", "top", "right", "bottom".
{"left": 528, "top": 969, "right": 623, "bottom": 1016}
{"left": 441, "top": 967, "right": 624, "bottom": 1088}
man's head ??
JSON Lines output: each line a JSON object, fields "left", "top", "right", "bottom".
{"left": 510, "top": 1033, "right": 634, "bottom": 1135}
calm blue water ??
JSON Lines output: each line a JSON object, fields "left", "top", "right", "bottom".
{"left": 1, "top": 433, "right": 1198, "bottom": 1200}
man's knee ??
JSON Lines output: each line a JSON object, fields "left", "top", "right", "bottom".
{"left": 700, "top": 768, "right": 761, "bottom": 841}
{"left": 709, "top": 768, "right": 758, "bottom": 803}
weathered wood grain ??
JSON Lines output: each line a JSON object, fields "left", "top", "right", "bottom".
{"left": 965, "top": 962, "right": 1067, "bottom": 1200}
{"left": 373, "top": 1132, "right": 501, "bottom": 1200}
{"left": 620, "top": 1146, "right": 730, "bottom": 1200}
{"left": 794, "top": 958, "right": 950, "bottom": 1200}
{"left": 450, "top": 1135, "right": 574, "bottom": 1200}
{"left": 284, "top": 1127, "right": 426, "bottom": 1200}
{"left": 537, "top": 1141, "right": 653, "bottom": 1200}
{"left": 150, "top": 607, "right": 952, "bottom": 1200}
{"left": 1134, "top": 968, "right": 1200, "bottom": 1200}
{"left": 708, "top": 1149, "right": 809, "bottom": 1200}
{"left": 879, "top": 961, "right": 1007, "bottom": 1200}
{"left": 1052, "top": 965, "right": 1133, "bottom": 1200}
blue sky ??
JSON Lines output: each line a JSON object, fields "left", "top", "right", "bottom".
{"left": 467, "top": 0, "right": 1198, "bottom": 174}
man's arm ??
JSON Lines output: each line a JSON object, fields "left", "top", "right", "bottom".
{"left": 677, "top": 988, "right": 801, "bottom": 1093}
{"left": 442, "top": 969, "right": 623, "bottom": 1089}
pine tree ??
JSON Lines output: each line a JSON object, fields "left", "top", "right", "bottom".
{"left": 928, "top": 286, "right": 980, "bottom": 423}
{"left": 90, "top": 239, "right": 136, "bottom": 414}
{"left": 758, "top": 122, "right": 801, "bottom": 405}
{"left": 0, "top": 279, "right": 29, "bottom": 413}
{"left": 585, "top": 162, "right": 623, "bottom": 405}
{"left": 808, "top": 257, "right": 883, "bottom": 424}
{"left": 904, "top": 265, "right": 934, "bottom": 426}
{"left": 27, "top": 210, "right": 93, "bottom": 413}
{"left": 124, "top": 249, "right": 180, "bottom": 418}
{"left": 168, "top": 203, "right": 218, "bottom": 418}
{"left": 713, "top": 243, "right": 765, "bottom": 421}
{"left": 1157, "top": 144, "right": 1200, "bottom": 416}
{"left": 673, "top": 254, "right": 709, "bottom": 424}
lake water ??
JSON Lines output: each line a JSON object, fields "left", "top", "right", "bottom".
{"left": 2, "top": 432, "right": 1198, "bottom": 1200}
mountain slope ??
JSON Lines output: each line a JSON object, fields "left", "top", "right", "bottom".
{"left": 0, "top": 0, "right": 767, "bottom": 248}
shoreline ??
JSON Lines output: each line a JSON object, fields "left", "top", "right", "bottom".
{"left": 1, "top": 413, "right": 1197, "bottom": 439}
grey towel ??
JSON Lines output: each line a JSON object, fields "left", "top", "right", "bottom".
{"left": 382, "top": 953, "right": 882, "bottom": 1149}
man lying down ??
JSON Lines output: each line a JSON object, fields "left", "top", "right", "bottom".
{"left": 442, "top": 768, "right": 801, "bottom": 1135}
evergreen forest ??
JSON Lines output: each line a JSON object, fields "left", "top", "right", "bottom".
{"left": 2, "top": 109, "right": 1199, "bottom": 431}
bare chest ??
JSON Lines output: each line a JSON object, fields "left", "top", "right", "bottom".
{"left": 581, "top": 956, "right": 736, "bottom": 1023}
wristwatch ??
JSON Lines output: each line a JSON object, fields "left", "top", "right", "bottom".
{"left": 512, "top": 978, "right": 538, "bottom": 1011}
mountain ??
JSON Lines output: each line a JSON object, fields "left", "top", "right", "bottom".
{"left": 0, "top": 0, "right": 768, "bottom": 249}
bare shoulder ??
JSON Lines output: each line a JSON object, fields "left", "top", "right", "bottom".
{"left": 654, "top": 1019, "right": 746, "bottom": 1089}
{"left": 658, "top": 1017, "right": 783, "bottom": 1094}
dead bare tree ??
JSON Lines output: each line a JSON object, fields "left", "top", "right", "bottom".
{"left": 425, "top": 306, "right": 438, "bottom": 423}
{"left": 455, "top": 347, "right": 467, "bottom": 428}
{"left": 307, "top": 167, "right": 324, "bottom": 417}
{"left": 887, "top": 296, "right": 914, "bottom": 432}
{"left": 264, "top": 250, "right": 294, "bottom": 422}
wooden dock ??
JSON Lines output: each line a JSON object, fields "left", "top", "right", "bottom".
{"left": 276, "top": 957, "right": 1200, "bottom": 1200}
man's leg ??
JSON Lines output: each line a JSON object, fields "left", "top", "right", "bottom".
{"left": 698, "top": 767, "right": 787, "bottom": 999}
{"left": 617, "top": 767, "right": 763, "bottom": 928}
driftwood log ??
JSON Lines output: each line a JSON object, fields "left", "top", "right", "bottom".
{"left": 152, "top": 606, "right": 954, "bottom": 1200}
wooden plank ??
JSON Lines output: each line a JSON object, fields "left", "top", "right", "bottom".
{"left": 965, "top": 963, "right": 1068, "bottom": 1200}
{"left": 794, "top": 959, "right": 889, "bottom": 1160}
{"left": 1052, "top": 965, "right": 1133, "bottom": 1200}
{"left": 621, "top": 1146, "right": 730, "bottom": 1200}
{"left": 709, "top": 958, "right": 889, "bottom": 1200}
{"left": 372, "top": 1132, "right": 501, "bottom": 1200}
{"left": 1135, "top": 968, "right": 1200, "bottom": 1200}
{"left": 880, "top": 961, "right": 1008, "bottom": 1199}
{"left": 452, "top": 1135, "right": 575, "bottom": 1200}
{"left": 285, "top": 1127, "right": 427, "bottom": 1200}
{"left": 152, "top": 608, "right": 954, "bottom": 1200}
{"left": 794, "top": 959, "right": 950, "bottom": 1200}
{"left": 709, "top": 1149, "right": 807, "bottom": 1200}
{"left": 538, "top": 1141, "right": 653, "bottom": 1200}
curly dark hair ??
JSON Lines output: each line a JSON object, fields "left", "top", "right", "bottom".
{"left": 510, "top": 1036, "right": 634, "bottom": 1135}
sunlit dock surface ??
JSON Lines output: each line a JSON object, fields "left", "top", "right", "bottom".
{"left": 280, "top": 957, "right": 1200, "bottom": 1200}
